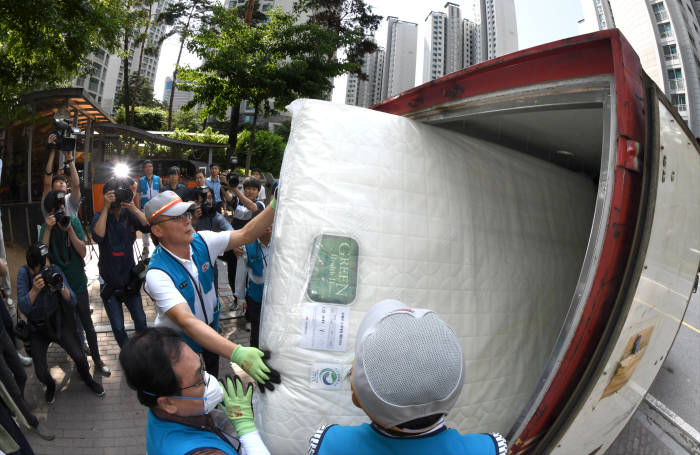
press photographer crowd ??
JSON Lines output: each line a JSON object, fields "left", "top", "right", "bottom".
{"left": 0, "top": 120, "right": 507, "bottom": 455}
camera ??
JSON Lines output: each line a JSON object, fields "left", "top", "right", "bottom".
{"left": 113, "top": 178, "right": 134, "bottom": 204}
{"left": 48, "top": 119, "right": 83, "bottom": 152}
{"left": 39, "top": 265, "right": 63, "bottom": 291}
{"left": 195, "top": 186, "right": 215, "bottom": 217}
{"left": 221, "top": 172, "right": 239, "bottom": 188}
{"left": 125, "top": 258, "right": 150, "bottom": 296}
{"left": 53, "top": 208, "right": 71, "bottom": 228}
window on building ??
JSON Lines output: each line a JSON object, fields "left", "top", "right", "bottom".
{"left": 76, "top": 77, "right": 84, "bottom": 87}
{"left": 668, "top": 68, "right": 684, "bottom": 90}
{"left": 663, "top": 44, "right": 678, "bottom": 61}
{"left": 89, "top": 77, "right": 99, "bottom": 92}
{"left": 652, "top": 2, "right": 668, "bottom": 21}
{"left": 671, "top": 93, "right": 686, "bottom": 111}
{"left": 658, "top": 22, "right": 673, "bottom": 38}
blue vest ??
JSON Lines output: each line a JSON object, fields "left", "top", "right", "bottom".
{"left": 146, "top": 410, "right": 238, "bottom": 455}
{"left": 139, "top": 175, "right": 160, "bottom": 207}
{"left": 148, "top": 234, "right": 221, "bottom": 353}
{"left": 310, "top": 423, "right": 502, "bottom": 455}
{"left": 245, "top": 241, "right": 266, "bottom": 303}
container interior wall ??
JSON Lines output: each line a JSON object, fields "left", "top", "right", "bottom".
{"left": 256, "top": 99, "right": 604, "bottom": 454}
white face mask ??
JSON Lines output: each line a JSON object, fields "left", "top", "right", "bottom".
{"left": 202, "top": 372, "right": 224, "bottom": 414}
{"left": 169, "top": 371, "right": 224, "bottom": 415}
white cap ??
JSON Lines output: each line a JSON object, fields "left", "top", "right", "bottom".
{"left": 351, "top": 299, "right": 464, "bottom": 429}
{"left": 144, "top": 191, "right": 194, "bottom": 224}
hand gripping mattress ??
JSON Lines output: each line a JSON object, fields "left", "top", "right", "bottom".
{"left": 256, "top": 99, "right": 595, "bottom": 453}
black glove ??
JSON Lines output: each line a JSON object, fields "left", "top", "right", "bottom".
{"left": 257, "top": 350, "right": 282, "bottom": 394}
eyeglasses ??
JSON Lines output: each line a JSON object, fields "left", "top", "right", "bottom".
{"left": 152, "top": 210, "right": 193, "bottom": 226}
{"left": 181, "top": 353, "right": 207, "bottom": 391}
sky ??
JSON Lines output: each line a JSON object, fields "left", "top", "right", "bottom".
{"left": 154, "top": 0, "right": 584, "bottom": 103}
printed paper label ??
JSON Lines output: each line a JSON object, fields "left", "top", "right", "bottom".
{"left": 310, "top": 363, "right": 344, "bottom": 390}
{"left": 300, "top": 303, "right": 349, "bottom": 352}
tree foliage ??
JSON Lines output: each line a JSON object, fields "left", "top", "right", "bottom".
{"left": 235, "top": 129, "right": 286, "bottom": 176}
{"left": 115, "top": 74, "right": 162, "bottom": 109}
{"left": 114, "top": 105, "right": 167, "bottom": 130}
{"left": 156, "top": 0, "right": 215, "bottom": 130}
{"left": 294, "top": 0, "right": 382, "bottom": 79}
{"left": 0, "top": 0, "right": 127, "bottom": 121}
{"left": 173, "top": 108, "right": 204, "bottom": 132}
{"left": 180, "top": 5, "right": 351, "bottom": 171}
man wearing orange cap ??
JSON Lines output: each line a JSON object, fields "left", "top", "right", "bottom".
{"left": 144, "top": 191, "right": 280, "bottom": 390}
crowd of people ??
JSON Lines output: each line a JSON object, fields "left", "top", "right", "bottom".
{"left": 0, "top": 144, "right": 507, "bottom": 454}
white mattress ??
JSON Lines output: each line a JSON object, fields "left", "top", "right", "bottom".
{"left": 255, "top": 99, "right": 595, "bottom": 453}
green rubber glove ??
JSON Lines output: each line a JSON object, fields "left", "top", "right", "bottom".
{"left": 219, "top": 375, "right": 256, "bottom": 436}
{"left": 269, "top": 195, "right": 277, "bottom": 210}
{"left": 230, "top": 345, "right": 270, "bottom": 384}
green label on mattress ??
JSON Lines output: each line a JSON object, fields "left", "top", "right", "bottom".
{"left": 307, "top": 234, "right": 359, "bottom": 305}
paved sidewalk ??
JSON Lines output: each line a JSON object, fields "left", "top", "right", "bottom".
{"left": 19, "top": 243, "right": 249, "bottom": 455}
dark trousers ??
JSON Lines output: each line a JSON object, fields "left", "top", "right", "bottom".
{"left": 0, "top": 398, "right": 34, "bottom": 455}
{"left": 222, "top": 250, "right": 237, "bottom": 296}
{"left": 245, "top": 296, "right": 261, "bottom": 348}
{"left": 75, "top": 291, "right": 101, "bottom": 364}
{"left": 30, "top": 316, "right": 93, "bottom": 389}
{"left": 0, "top": 330, "right": 37, "bottom": 428}
{"left": 101, "top": 289, "right": 147, "bottom": 348}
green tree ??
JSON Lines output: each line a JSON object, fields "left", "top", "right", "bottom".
{"left": 173, "top": 108, "right": 204, "bottom": 132}
{"left": 0, "top": 0, "right": 127, "bottom": 121}
{"left": 180, "top": 6, "right": 349, "bottom": 172}
{"left": 115, "top": 74, "right": 161, "bottom": 108}
{"left": 156, "top": 0, "right": 215, "bottom": 130}
{"left": 294, "top": 0, "right": 382, "bottom": 79}
{"left": 235, "top": 129, "right": 286, "bottom": 176}
{"left": 115, "top": 105, "right": 167, "bottom": 130}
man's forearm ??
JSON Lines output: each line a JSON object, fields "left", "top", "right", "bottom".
{"left": 234, "top": 187, "right": 257, "bottom": 211}
{"left": 68, "top": 228, "right": 87, "bottom": 258}
{"left": 180, "top": 316, "right": 238, "bottom": 358}
{"left": 93, "top": 209, "right": 109, "bottom": 238}
{"left": 233, "top": 205, "right": 274, "bottom": 247}
{"left": 69, "top": 160, "right": 80, "bottom": 201}
{"left": 43, "top": 149, "right": 55, "bottom": 195}
{"left": 131, "top": 206, "right": 148, "bottom": 226}
{"left": 41, "top": 227, "right": 51, "bottom": 247}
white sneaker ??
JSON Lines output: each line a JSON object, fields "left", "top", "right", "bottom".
{"left": 5, "top": 297, "right": 13, "bottom": 309}
{"left": 18, "top": 352, "right": 32, "bottom": 367}
{"left": 245, "top": 322, "right": 251, "bottom": 332}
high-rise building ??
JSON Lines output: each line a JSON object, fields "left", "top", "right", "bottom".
{"left": 424, "top": 11, "right": 448, "bottom": 82}
{"left": 423, "top": 3, "right": 485, "bottom": 83}
{"left": 382, "top": 17, "right": 418, "bottom": 99}
{"left": 579, "top": 0, "right": 700, "bottom": 134}
{"left": 163, "top": 77, "right": 195, "bottom": 115}
{"left": 345, "top": 49, "right": 385, "bottom": 108}
{"left": 479, "top": 0, "right": 518, "bottom": 60}
{"left": 71, "top": 0, "right": 172, "bottom": 115}
{"left": 463, "top": 18, "right": 481, "bottom": 67}
{"left": 445, "top": 2, "right": 463, "bottom": 74}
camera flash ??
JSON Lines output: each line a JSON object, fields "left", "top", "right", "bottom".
{"left": 114, "top": 163, "right": 130, "bottom": 178}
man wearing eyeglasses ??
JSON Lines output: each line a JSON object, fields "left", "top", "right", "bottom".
{"left": 144, "top": 191, "right": 280, "bottom": 390}
{"left": 120, "top": 327, "right": 271, "bottom": 455}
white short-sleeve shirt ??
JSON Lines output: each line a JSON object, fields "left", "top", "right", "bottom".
{"left": 145, "top": 230, "right": 230, "bottom": 330}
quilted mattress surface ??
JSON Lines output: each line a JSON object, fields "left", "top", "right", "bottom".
{"left": 255, "top": 99, "right": 596, "bottom": 453}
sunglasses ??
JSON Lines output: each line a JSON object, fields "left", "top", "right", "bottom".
{"left": 151, "top": 210, "right": 193, "bottom": 226}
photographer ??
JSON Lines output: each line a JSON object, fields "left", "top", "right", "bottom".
{"left": 41, "top": 129, "right": 81, "bottom": 219}
{"left": 92, "top": 177, "right": 149, "bottom": 347}
{"left": 183, "top": 170, "right": 207, "bottom": 202}
{"left": 192, "top": 186, "right": 233, "bottom": 296}
{"left": 40, "top": 190, "right": 110, "bottom": 376}
{"left": 205, "top": 164, "right": 224, "bottom": 203}
{"left": 17, "top": 243, "right": 105, "bottom": 403}
{"left": 226, "top": 178, "right": 265, "bottom": 305}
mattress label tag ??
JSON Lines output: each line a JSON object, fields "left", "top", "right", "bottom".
{"left": 309, "top": 363, "right": 345, "bottom": 390}
{"left": 300, "top": 303, "right": 350, "bottom": 352}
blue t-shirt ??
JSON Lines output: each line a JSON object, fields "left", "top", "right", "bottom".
{"left": 309, "top": 423, "right": 507, "bottom": 455}
{"left": 205, "top": 177, "right": 222, "bottom": 203}
{"left": 91, "top": 208, "right": 149, "bottom": 288}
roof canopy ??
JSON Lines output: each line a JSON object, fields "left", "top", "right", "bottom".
{"left": 94, "top": 123, "right": 227, "bottom": 150}
{"left": 19, "top": 88, "right": 113, "bottom": 128}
